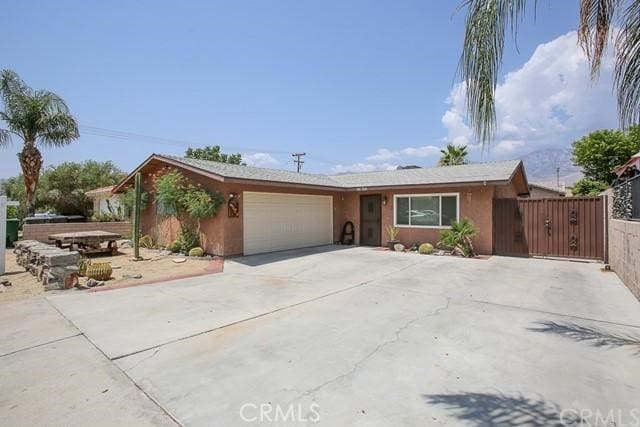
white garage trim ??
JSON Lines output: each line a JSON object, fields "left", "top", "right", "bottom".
{"left": 243, "top": 192, "right": 334, "bottom": 255}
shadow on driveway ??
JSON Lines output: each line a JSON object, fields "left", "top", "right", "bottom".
{"left": 228, "top": 244, "right": 355, "bottom": 267}
{"left": 423, "top": 392, "right": 582, "bottom": 426}
{"left": 528, "top": 321, "right": 640, "bottom": 355}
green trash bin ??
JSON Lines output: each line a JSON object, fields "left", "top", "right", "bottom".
{"left": 6, "top": 218, "right": 19, "bottom": 248}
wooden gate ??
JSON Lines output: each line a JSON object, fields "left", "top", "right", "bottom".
{"left": 493, "top": 197, "right": 605, "bottom": 260}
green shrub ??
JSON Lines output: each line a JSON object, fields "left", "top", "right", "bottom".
{"left": 418, "top": 243, "right": 434, "bottom": 254}
{"left": 188, "top": 247, "right": 204, "bottom": 257}
{"left": 139, "top": 234, "right": 155, "bottom": 249}
{"left": 177, "top": 229, "right": 199, "bottom": 253}
{"left": 438, "top": 218, "right": 479, "bottom": 257}
{"left": 167, "top": 240, "right": 181, "bottom": 253}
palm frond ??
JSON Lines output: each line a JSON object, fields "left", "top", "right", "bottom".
{"left": 0, "top": 69, "right": 29, "bottom": 105}
{"left": 459, "top": 0, "right": 530, "bottom": 146}
{"left": 34, "top": 89, "right": 70, "bottom": 114}
{"left": 614, "top": 0, "right": 640, "bottom": 127}
{"left": 578, "top": 0, "right": 618, "bottom": 78}
{"left": 37, "top": 112, "right": 79, "bottom": 146}
{"left": 0, "top": 128, "right": 10, "bottom": 146}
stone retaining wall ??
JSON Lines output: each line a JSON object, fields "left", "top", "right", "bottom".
{"left": 23, "top": 221, "right": 131, "bottom": 242}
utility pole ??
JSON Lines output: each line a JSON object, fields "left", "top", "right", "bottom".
{"left": 292, "top": 152, "right": 306, "bottom": 173}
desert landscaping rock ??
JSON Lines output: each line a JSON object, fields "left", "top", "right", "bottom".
{"left": 394, "top": 243, "right": 405, "bottom": 252}
{"left": 172, "top": 258, "right": 186, "bottom": 263}
{"left": 86, "top": 278, "right": 103, "bottom": 287}
{"left": 122, "top": 272, "right": 142, "bottom": 279}
{"left": 13, "top": 241, "right": 81, "bottom": 290}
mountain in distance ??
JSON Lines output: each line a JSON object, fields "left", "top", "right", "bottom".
{"left": 518, "top": 148, "right": 583, "bottom": 186}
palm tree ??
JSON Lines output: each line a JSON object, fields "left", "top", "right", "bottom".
{"left": 438, "top": 144, "right": 469, "bottom": 166}
{"left": 459, "top": 0, "right": 640, "bottom": 145}
{"left": 0, "top": 70, "right": 79, "bottom": 215}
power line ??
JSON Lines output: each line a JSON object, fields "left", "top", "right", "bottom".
{"left": 78, "top": 124, "right": 291, "bottom": 155}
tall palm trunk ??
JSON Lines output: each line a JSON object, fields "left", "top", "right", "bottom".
{"left": 18, "top": 141, "right": 43, "bottom": 216}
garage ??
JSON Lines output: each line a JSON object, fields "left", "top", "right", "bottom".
{"left": 242, "top": 192, "right": 334, "bottom": 255}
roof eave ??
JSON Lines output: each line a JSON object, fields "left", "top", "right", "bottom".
{"left": 112, "top": 153, "right": 228, "bottom": 194}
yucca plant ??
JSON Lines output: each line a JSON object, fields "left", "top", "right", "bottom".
{"left": 386, "top": 225, "right": 400, "bottom": 251}
{"left": 438, "top": 218, "right": 479, "bottom": 258}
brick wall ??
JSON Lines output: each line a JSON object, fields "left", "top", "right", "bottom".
{"left": 608, "top": 218, "right": 640, "bottom": 300}
{"left": 23, "top": 222, "right": 132, "bottom": 243}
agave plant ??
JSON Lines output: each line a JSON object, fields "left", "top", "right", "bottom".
{"left": 438, "top": 218, "right": 479, "bottom": 257}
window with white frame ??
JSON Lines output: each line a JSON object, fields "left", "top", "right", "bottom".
{"left": 394, "top": 194, "right": 459, "bottom": 228}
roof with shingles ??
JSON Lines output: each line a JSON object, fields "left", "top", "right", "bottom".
{"left": 162, "top": 154, "right": 342, "bottom": 187}
{"left": 155, "top": 155, "right": 522, "bottom": 189}
{"left": 331, "top": 160, "right": 522, "bottom": 188}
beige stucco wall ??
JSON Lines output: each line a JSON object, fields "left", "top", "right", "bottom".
{"left": 608, "top": 218, "right": 640, "bottom": 300}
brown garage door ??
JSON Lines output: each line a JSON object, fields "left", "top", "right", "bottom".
{"left": 493, "top": 197, "right": 605, "bottom": 260}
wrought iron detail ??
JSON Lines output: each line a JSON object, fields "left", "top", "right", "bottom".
{"left": 569, "top": 235, "right": 578, "bottom": 250}
{"left": 569, "top": 209, "right": 578, "bottom": 225}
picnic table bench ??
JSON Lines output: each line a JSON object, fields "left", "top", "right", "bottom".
{"left": 48, "top": 231, "right": 121, "bottom": 256}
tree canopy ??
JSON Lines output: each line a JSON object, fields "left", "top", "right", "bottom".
{"left": 572, "top": 126, "right": 640, "bottom": 184}
{"left": 438, "top": 144, "right": 469, "bottom": 166}
{"left": 185, "top": 145, "right": 244, "bottom": 165}
{"left": 1, "top": 160, "right": 126, "bottom": 218}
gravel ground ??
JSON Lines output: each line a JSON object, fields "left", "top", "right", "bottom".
{"left": 0, "top": 242, "right": 222, "bottom": 302}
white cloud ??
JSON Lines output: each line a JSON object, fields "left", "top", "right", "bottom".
{"left": 401, "top": 145, "right": 441, "bottom": 157}
{"left": 332, "top": 162, "right": 397, "bottom": 174}
{"left": 366, "top": 148, "right": 398, "bottom": 162}
{"left": 244, "top": 152, "right": 279, "bottom": 167}
{"left": 441, "top": 31, "right": 617, "bottom": 159}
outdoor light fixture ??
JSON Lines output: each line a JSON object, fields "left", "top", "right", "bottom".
{"left": 383, "top": 196, "right": 388, "bottom": 205}
{"left": 229, "top": 192, "right": 238, "bottom": 199}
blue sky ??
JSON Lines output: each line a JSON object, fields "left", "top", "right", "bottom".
{"left": 0, "top": 0, "right": 617, "bottom": 178}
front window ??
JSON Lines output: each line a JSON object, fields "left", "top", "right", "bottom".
{"left": 394, "top": 194, "right": 459, "bottom": 228}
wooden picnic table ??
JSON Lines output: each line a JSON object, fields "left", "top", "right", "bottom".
{"left": 48, "top": 231, "right": 121, "bottom": 255}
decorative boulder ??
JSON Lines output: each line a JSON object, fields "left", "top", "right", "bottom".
{"left": 393, "top": 243, "right": 405, "bottom": 252}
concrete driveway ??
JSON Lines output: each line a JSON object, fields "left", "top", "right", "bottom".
{"left": 2, "top": 246, "right": 640, "bottom": 426}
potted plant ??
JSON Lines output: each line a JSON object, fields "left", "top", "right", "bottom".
{"left": 386, "top": 225, "right": 400, "bottom": 250}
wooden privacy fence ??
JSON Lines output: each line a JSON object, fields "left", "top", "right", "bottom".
{"left": 493, "top": 197, "right": 605, "bottom": 260}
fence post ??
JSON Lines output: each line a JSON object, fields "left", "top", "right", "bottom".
{"left": 133, "top": 173, "right": 142, "bottom": 260}
{"left": 0, "top": 196, "right": 6, "bottom": 275}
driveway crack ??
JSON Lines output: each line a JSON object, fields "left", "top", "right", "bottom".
{"left": 123, "top": 347, "right": 162, "bottom": 373}
{"left": 287, "top": 297, "right": 451, "bottom": 404}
